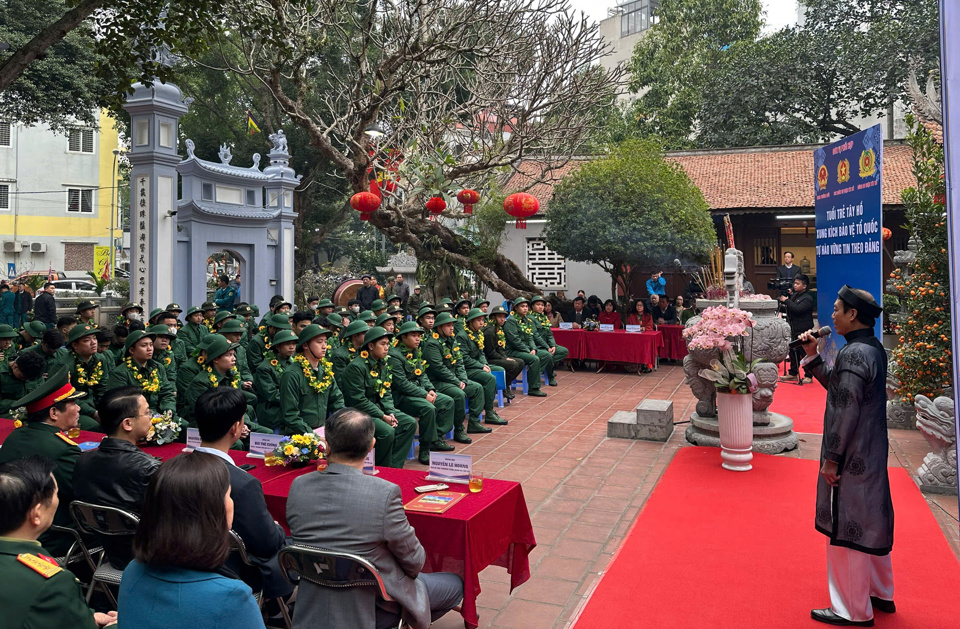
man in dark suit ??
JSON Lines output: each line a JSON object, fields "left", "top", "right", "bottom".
{"left": 287, "top": 408, "right": 463, "bottom": 629}
{"left": 776, "top": 251, "right": 800, "bottom": 298}
{"left": 33, "top": 283, "right": 58, "bottom": 329}
{"left": 648, "top": 294, "right": 678, "bottom": 325}
{"left": 564, "top": 295, "right": 589, "bottom": 328}
{"left": 780, "top": 273, "right": 815, "bottom": 382}
{"left": 356, "top": 274, "right": 380, "bottom": 311}
{"left": 193, "top": 387, "right": 292, "bottom": 600}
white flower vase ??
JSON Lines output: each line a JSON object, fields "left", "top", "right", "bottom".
{"left": 716, "top": 392, "right": 753, "bottom": 471}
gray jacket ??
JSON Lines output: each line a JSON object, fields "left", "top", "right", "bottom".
{"left": 286, "top": 462, "right": 430, "bottom": 629}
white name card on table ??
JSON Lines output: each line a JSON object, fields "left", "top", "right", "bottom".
{"left": 559, "top": 322, "right": 573, "bottom": 330}
{"left": 625, "top": 325, "right": 643, "bottom": 333}
{"left": 599, "top": 323, "right": 615, "bottom": 332}
{"left": 362, "top": 449, "right": 378, "bottom": 475}
{"left": 183, "top": 428, "right": 201, "bottom": 451}
{"left": 247, "top": 433, "right": 286, "bottom": 458}
{"left": 425, "top": 453, "right": 472, "bottom": 484}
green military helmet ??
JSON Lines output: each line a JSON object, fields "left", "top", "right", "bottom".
{"left": 387, "top": 306, "right": 404, "bottom": 316}
{"left": 23, "top": 321, "right": 47, "bottom": 339}
{"left": 416, "top": 306, "right": 437, "bottom": 321}
{"left": 375, "top": 312, "right": 398, "bottom": 327}
{"left": 387, "top": 294, "right": 400, "bottom": 303}
{"left": 362, "top": 325, "right": 392, "bottom": 347}
{"left": 235, "top": 304, "right": 253, "bottom": 317}
{"left": 121, "top": 302, "right": 143, "bottom": 315}
{"left": 437, "top": 298, "right": 453, "bottom": 306}
{"left": 75, "top": 299, "right": 98, "bottom": 314}
{"left": 325, "top": 313, "right": 344, "bottom": 328}
{"left": 433, "top": 312, "right": 457, "bottom": 328}
{"left": 195, "top": 334, "right": 218, "bottom": 352}
{"left": 204, "top": 335, "right": 239, "bottom": 362}
{"left": 511, "top": 297, "right": 530, "bottom": 310}
{"left": 454, "top": 298, "right": 472, "bottom": 311}
{"left": 464, "top": 308, "right": 486, "bottom": 323}
{"left": 14, "top": 366, "right": 86, "bottom": 414}
{"left": 488, "top": 305, "right": 509, "bottom": 317}
{"left": 357, "top": 310, "right": 376, "bottom": 323}
{"left": 297, "top": 324, "right": 335, "bottom": 348}
{"left": 217, "top": 319, "right": 245, "bottom": 335}
{"left": 148, "top": 307, "right": 164, "bottom": 323}
{"left": 123, "top": 329, "right": 157, "bottom": 355}
{"left": 340, "top": 319, "right": 370, "bottom": 342}
{"left": 268, "top": 313, "right": 292, "bottom": 330}
{"left": 0, "top": 324, "right": 18, "bottom": 339}
{"left": 250, "top": 305, "right": 261, "bottom": 317}
{"left": 435, "top": 302, "right": 453, "bottom": 314}
{"left": 475, "top": 299, "right": 490, "bottom": 309}
{"left": 165, "top": 303, "right": 183, "bottom": 314}
{"left": 370, "top": 299, "right": 386, "bottom": 311}
{"left": 270, "top": 330, "right": 299, "bottom": 347}
{"left": 396, "top": 321, "right": 425, "bottom": 337}
{"left": 213, "top": 310, "right": 236, "bottom": 326}
{"left": 201, "top": 301, "right": 217, "bottom": 312}
{"left": 529, "top": 295, "right": 546, "bottom": 305}
{"left": 272, "top": 300, "right": 293, "bottom": 312}
{"left": 316, "top": 298, "right": 335, "bottom": 309}
{"left": 147, "top": 324, "right": 176, "bottom": 339}
{"left": 185, "top": 306, "right": 203, "bottom": 318}
{"left": 67, "top": 324, "right": 98, "bottom": 344}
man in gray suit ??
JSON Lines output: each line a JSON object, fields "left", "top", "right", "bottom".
{"left": 287, "top": 408, "right": 463, "bottom": 629}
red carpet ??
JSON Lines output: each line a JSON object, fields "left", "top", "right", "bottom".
{"left": 770, "top": 378, "right": 827, "bottom": 434}
{"left": 572, "top": 447, "right": 960, "bottom": 629}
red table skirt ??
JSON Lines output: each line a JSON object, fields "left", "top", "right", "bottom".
{"left": 552, "top": 328, "right": 663, "bottom": 366}
{"left": 0, "top": 419, "right": 534, "bottom": 628}
{"left": 658, "top": 324, "right": 689, "bottom": 361}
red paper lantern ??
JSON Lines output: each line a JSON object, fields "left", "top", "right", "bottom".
{"left": 457, "top": 189, "right": 480, "bottom": 214}
{"left": 350, "top": 191, "right": 381, "bottom": 221}
{"left": 882, "top": 227, "right": 892, "bottom": 241}
{"left": 426, "top": 196, "right": 446, "bottom": 220}
{"left": 503, "top": 192, "right": 539, "bottom": 228}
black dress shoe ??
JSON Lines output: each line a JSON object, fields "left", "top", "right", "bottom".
{"left": 811, "top": 608, "right": 873, "bottom": 627}
{"left": 870, "top": 597, "right": 896, "bottom": 614}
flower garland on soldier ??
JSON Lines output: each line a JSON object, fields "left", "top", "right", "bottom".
{"left": 466, "top": 327, "right": 484, "bottom": 351}
{"left": 403, "top": 346, "right": 428, "bottom": 376}
{"left": 495, "top": 325, "right": 506, "bottom": 348}
{"left": 206, "top": 364, "right": 240, "bottom": 389}
{"left": 293, "top": 353, "right": 334, "bottom": 393}
{"left": 261, "top": 330, "right": 272, "bottom": 351}
{"left": 366, "top": 356, "right": 393, "bottom": 399}
{"left": 124, "top": 356, "right": 161, "bottom": 393}
{"left": 72, "top": 352, "right": 103, "bottom": 387}
{"left": 514, "top": 314, "right": 533, "bottom": 337}
{"left": 204, "top": 319, "right": 216, "bottom": 333}
{"left": 159, "top": 349, "right": 173, "bottom": 368}
{"left": 442, "top": 336, "right": 462, "bottom": 365}
{"left": 264, "top": 350, "right": 285, "bottom": 375}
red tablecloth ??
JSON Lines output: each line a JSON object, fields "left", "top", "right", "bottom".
{"left": 0, "top": 420, "right": 535, "bottom": 628}
{"left": 551, "top": 328, "right": 584, "bottom": 360}
{"left": 658, "top": 324, "right": 689, "bottom": 361}
{"left": 551, "top": 329, "right": 663, "bottom": 366}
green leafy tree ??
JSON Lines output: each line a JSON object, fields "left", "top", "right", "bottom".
{"left": 543, "top": 139, "right": 716, "bottom": 299}
{"left": 627, "top": 0, "right": 763, "bottom": 148}
{"left": 889, "top": 115, "right": 950, "bottom": 404}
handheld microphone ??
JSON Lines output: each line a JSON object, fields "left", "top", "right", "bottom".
{"left": 789, "top": 326, "right": 831, "bottom": 350}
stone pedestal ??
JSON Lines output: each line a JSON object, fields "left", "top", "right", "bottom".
{"left": 607, "top": 399, "right": 674, "bottom": 442}
{"left": 914, "top": 395, "right": 958, "bottom": 494}
{"left": 684, "top": 412, "right": 799, "bottom": 454}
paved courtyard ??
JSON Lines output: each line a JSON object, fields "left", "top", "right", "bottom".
{"left": 429, "top": 363, "right": 960, "bottom": 629}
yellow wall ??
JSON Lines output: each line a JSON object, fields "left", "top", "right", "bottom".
{"left": 96, "top": 109, "right": 120, "bottom": 240}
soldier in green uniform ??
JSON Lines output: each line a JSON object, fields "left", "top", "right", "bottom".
{"left": 201, "top": 300, "right": 218, "bottom": 332}
{"left": 234, "top": 304, "right": 254, "bottom": 349}
{"left": 20, "top": 329, "right": 68, "bottom": 376}
{"left": 0, "top": 367, "right": 87, "bottom": 556}
{"left": 375, "top": 312, "right": 399, "bottom": 334}
{"left": 278, "top": 325, "right": 344, "bottom": 434}
{"left": 253, "top": 329, "right": 298, "bottom": 432}
{"left": 211, "top": 309, "right": 235, "bottom": 332}
{"left": 179, "top": 306, "right": 209, "bottom": 354}
{"left": 423, "top": 311, "right": 489, "bottom": 441}
{"left": 503, "top": 298, "right": 548, "bottom": 397}
{"left": 406, "top": 285, "right": 424, "bottom": 319}
{"left": 176, "top": 335, "right": 217, "bottom": 415}
{"left": 217, "top": 318, "right": 259, "bottom": 411}
{"left": 475, "top": 299, "right": 490, "bottom": 314}
{"left": 530, "top": 296, "right": 567, "bottom": 385}
{"left": 104, "top": 330, "right": 177, "bottom": 417}
{"left": 52, "top": 324, "right": 107, "bottom": 432}
{"left": 388, "top": 321, "right": 456, "bottom": 464}
{"left": 370, "top": 299, "right": 387, "bottom": 318}
{"left": 0, "top": 351, "right": 45, "bottom": 414}
{"left": 331, "top": 320, "right": 370, "bottom": 386}
{"left": 483, "top": 306, "right": 523, "bottom": 401}
{"left": 456, "top": 309, "right": 508, "bottom": 425}
{"left": 0, "top": 456, "right": 115, "bottom": 629}
{"left": 340, "top": 326, "right": 418, "bottom": 468}
{"left": 453, "top": 298, "right": 472, "bottom": 332}
{"left": 357, "top": 310, "right": 377, "bottom": 328}
{"left": 0, "top": 323, "right": 17, "bottom": 363}
{"left": 182, "top": 335, "right": 265, "bottom": 433}
{"left": 323, "top": 313, "right": 345, "bottom": 349}
{"left": 316, "top": 298, "right": 336, "bottom": 318}
{"left": 153, "top": 311, "right": 187, "bottom": 364}
{"left": 146, "top": 323, "right": 178, "bottom": 385}
{"left": 15, "top": 321, "right": 47, "bottom": 356}
{"left": 117, "top": 302, "right": 143, "bottom": 327}
{"left": 248, "top": 313, "right": 291, "bottom": 373}
{"left": 75, "top": 299, "right": 99, "bottom": 327}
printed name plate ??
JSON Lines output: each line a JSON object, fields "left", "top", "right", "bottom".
{"left": 425, "top": 453, "right": 472, "bottom": 484}
{"left": 559, "top": 322, "right": 573, "bottom": 330}
{"left": 183, "top": 428, "right": 201, "bottom": 451}
{"left": 625, "top": 324, "right": 643, "bottom": 333}
{"left": 247, "top": 433, "right": 286, "bottom": 458}
{"left": 599, "top": 324, "right": 615, "bottom": 332}
{"left": 362, "top": 449, "right": 378, "bottom": 475}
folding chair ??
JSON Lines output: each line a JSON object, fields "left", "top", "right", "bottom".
{"left": 69, "top": 501, "right": 139, "bottom": 606}
{"left": 230, "top": 530, "right": 293, "bottom": 629}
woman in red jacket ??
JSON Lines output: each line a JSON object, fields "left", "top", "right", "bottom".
{"left": 626, "top": 299, "right": 654, "bottom": 330}
{"left": 597, "top": 299, "right": 622, "bottom": 329}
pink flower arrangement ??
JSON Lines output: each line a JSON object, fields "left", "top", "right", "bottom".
{"left": 682, "top": 305, "right": 755, "bottom": 352}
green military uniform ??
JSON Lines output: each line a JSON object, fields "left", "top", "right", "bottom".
{"left": 181, "top": 337, "right": 265, "bottom": 433}
{"left": 19, "top": 343, "right": 67, "bottom": 376}
{"left": 217, "top": 319, "right": 258, "bottom": 409}
{"left": 278, "top": 326, "right": 344, "bottom": 435}
{"left": 483, "top": 306, "right": 523, "bottom": 397}
{"left": 387, "top": 322, "right": 456, "bottom": 463}
{"left": 214, "top": 283, "right": 237, "bottom": 312}
{"left": 104, "top": 331, "right": 177, "bottom": 416}
{"left": 0, "top": 360, "right": 43, "bottom": 414}
{"left": 175, "top": 336, "right": 217, "bottom": 417}
{"left": 406, "top": 288, "right": 424, "bottom": 319}
{"left": 14, "top": 321, "right": 48, "bottom": 357}
{"left": 502, "top": 298, "right": 548, "bottom": 396}
{"left": 340, "top": 327, "right": 417, "bottom": 468}
{"left": 146, "top": 324, "right": 179, "bottom": 392}
{"left": 331, "top": 320, "right": 370, "bottom": 388}
{"left": 179, "top": 307, "right": 209, "bottom": 354}
{"left": 0, "top": 538, "right": 99, "bottom": 629}
{"left": 0, "top": 368, "right": 87, "bottom": 556}
{"left": 422, "top": 313, "right": 487, "bottom": 440}
{"left": 51, "top": 325, "right": 106, "bottom": 432}
{"left": 530, "top": 297, "right": 568, "bottom": 385}
{"left": 456, "top": 309, "right": 507, "bottom": 425}
{"left": 0, "top": 324, "right": 18, "bottom": 363}
{"left": 453, "top": 299, "right": 471, "bottom": 333}
{"left": 248, "top": 313, "right": 291, "bottom": 373}
{"left": 253, "top": 331, "right": 299, "bottom": 432}
{"left": 324, "top": 313, "right": 345, "bottom": 350}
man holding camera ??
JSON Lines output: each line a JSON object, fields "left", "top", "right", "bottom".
{"left": 779, "top": 274, "right": 814, "bottom": 383}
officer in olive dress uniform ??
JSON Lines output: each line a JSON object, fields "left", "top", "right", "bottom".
{"left": 799, "top": 286, "right": 895, "bottom": 627}
{"left": 483, "top": 306, "right": 523, "bottom": 400}
{"left": 0, "top": 456, "right": 110, "bottom": 629}
{"left": 51, "top": 324, "right": 107, "bottom": 432}
{"left": 388, "top": 321, "right": 456, "bottom": 464}
{"left": 0, "top": 367, "right": 87, "bottom": 556}
{"left": 502, "top": 298, "right": 548, "bottom": 397}
{"left": 253, "top": 330, "right": 299, "bottom": 433}
{"left": 456, "top": 308, "right": 507, "bottom": 425}
{"left": 278, "top": 325, "right": 345, "bottom": 435}
{"left": 339, "top": 326, "right": 418, "bottom": 468}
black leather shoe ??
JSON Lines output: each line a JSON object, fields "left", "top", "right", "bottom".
{"left": 870, "top": 597, "right": 896, "bottom": 614}
{"left": 811, "top": 609, "right": 873, "bottom": 627}
{"left": 528, "top": 389, "right": 547, "bottom": 397}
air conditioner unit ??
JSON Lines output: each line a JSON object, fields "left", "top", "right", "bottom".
{"left": 30, "top": 242, "right": 47, "bottom": 253}
{"left": 3, "top": 241, "right": 22, "bottom": 253}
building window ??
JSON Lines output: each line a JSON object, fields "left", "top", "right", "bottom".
{"left": 0, "top": 122, "right": 10, "bottom": 147}
{"left": 620, "top": 0, "right": 659, "bottom": 38}
{"left": 201, "top": 182, "right": 214, "bottom": 201}
{"left": 525, "top": 238, "right": 566, "bottom": 289}
{"left": 67, "top": 188, "right": 94, "bottom": 213}
{"left": 159, "top": 122, "right": 173, "bottom": 148}
{"left": 0, "top": 184, "right": 9, "bottom": 210}
{"left": 754, "top": 237, "right": 778, "bottom": 266}
{"left": 68, "top": 128, "right": 95, "bottom": 153}
{"left": 246, "top": 189, "right": 257, "bottom": 206}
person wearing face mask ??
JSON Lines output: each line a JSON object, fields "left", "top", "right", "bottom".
{"left": 305, "top": 296, "right": 320, "bottom": 313}
{"left": 118, "top": 302, "right": 144, "bottom": 327}
{"left": 348, "top": 299, "right": 363, "bottom": 316}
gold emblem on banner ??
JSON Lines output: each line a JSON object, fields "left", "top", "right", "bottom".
{"left": 817, "top": 164, "right": 829, "bottom": 190}
{"left": 837, "top": 159, "right": 850, "bottom": 184}
{"left": 859, "top": 149, "right": 876, "bottom": 178}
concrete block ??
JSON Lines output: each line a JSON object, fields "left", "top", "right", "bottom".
{"left": 607, "top": 411, "right": 640, "bottom": 439}
{"left": 635, "top": 399, "right": 674, "bottom": 442}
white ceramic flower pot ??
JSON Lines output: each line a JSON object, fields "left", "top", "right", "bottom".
{"left": 716, "top": 392, "right": 753, "bottom": 471}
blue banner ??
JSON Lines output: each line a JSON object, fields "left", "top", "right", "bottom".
{"left": 6, "top": 263, "right": 14, "bottom": 279}
{"left": 814, "top": 124, "right": 884, "bottom": 357}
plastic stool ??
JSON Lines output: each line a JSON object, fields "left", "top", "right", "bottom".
{"left": 511, "top": 365, "right": 530, "bottom": 395}
{"left": 493, "top": 369, "right": 506, "bottom": 408}
{"left": 407, "top": 435, "right": 419, "bottom": 460}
